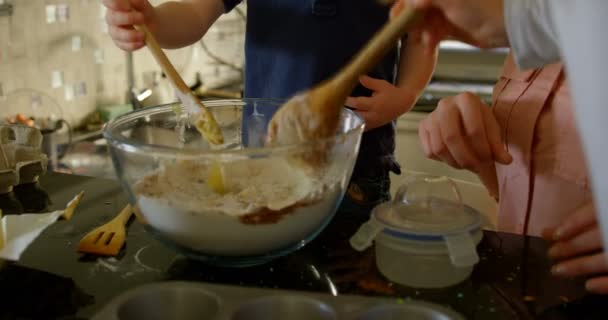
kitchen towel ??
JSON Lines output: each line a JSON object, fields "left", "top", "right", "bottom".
{"left": 0, "top": 192, "right": 83, "bottom": 261}
{"left": 0, "top": 210, "right": 64, "bottom": 261}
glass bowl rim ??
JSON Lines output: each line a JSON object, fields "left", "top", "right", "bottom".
{"left": 102, "top": 98, "right": 365, "bottom": 160}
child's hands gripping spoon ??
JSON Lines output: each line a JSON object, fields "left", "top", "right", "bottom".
{"left": 266, "top": 6, "right": 422, "bottom": 155}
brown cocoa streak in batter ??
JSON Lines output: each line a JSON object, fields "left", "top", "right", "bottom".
{"left": 239, "top": 200, "right": 318, "bottom": 225}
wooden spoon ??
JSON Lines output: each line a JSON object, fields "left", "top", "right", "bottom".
{"left": 136, "top": 25, "right": 224, "bottom": 146}
{"left": 137, "top": 24, "right": 227, "bottom": 193}
{"left": 267, "top": 7, "right": 422, "bottom": 148}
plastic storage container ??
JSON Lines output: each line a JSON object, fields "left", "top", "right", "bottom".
{"left": 350, "top": 174, "right": 483, "bottom": 288}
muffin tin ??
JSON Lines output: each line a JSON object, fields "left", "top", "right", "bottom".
{"left": 92, "top": 281, "right": 464, "bottom": 320}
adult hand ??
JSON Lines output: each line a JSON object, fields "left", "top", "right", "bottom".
{"left": 418, "top": 92, "right": 512, "bottom": 171}
{"left": 346, "top": 76, "right": 415, "bottom": 131}
{"left": 102, "top": 0, "right": 156, "bottom": 51}
{"left": 391, "top": 0, "right": 509, "bottom": 50}
{"left": 543, "top": 202, "right": 608, "bottom": 294}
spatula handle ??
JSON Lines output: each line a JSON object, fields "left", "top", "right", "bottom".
{"left": 135, "top": 25, "right": 190, "bottom": 94}
{"left": 112, "top": 204, "right": 133, "bottom": 226}
{"left": 333, "top": 7, "right": 422, "bottom": 90}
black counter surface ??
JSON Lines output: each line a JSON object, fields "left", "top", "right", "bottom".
{"left": 0, "top": 172, "right": 605, "bottom": 319}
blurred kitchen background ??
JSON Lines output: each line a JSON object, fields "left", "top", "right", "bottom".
{"left": 0, "top": 0, "right": 507, "bottom": 226}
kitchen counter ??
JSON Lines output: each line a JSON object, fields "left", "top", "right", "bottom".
{"left": 0, "top": 172, "right": 605, "bottom": 319}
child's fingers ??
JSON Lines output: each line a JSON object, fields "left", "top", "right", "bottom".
{"left": 131, "top": 0, "right": 150, "bottom": 11}
{"left": 455, "top": 92, "right": 493, "bottom": 162}
{"left": 114, "top": 39, "right": 146, "bottom": 51}
{"left": 102, "top": 0, "right": 132, "bottom": 11}
{"left": 481, "top": 106, "right": 512, "bottom": 164}
{"left": 586, "top": 276, "right": 608, "bottom": 294}
{"left": 345, "top": 96, "right": 374, "bottom": 111}
{"left": 418, "top": 121, "right": 435, "bottom": 160}
{"left": 551, "top": 252, "right": 608, "bottom": 278}
{"left": 427, "top": 112, "right": 461, "bottom": 169}
{"left": 477, "top": 163, "right": 499, "bottom": 199}
{"left": 438, "top": 103, "right": 480, "bottom": 170}
{"left": 541, "top": 227, "right": 557, "bottom": 241}
{"left": 106, "top": 10, "right": 145, "bottom": 27}
{"left": 548, "top": 226, "right": 603, "bottom": 260}
{"left": 553, "top": 202, "right": 597, "bottom": 241}
{"left": 108, "top": 25, "right": 145, "bottom": 43}
{"left": 359, "top": 76, "right": 387, "bottom": 91}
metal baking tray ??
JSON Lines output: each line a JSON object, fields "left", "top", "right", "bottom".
{"left": 92, "top": 281, "right": 464, "bottom": 320}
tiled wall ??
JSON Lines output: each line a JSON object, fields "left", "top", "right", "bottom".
{"left": 0, "top": 0, "right": 245, "bottom": 127}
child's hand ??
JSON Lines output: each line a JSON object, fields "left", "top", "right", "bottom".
{"left": 103, "top": 0, "right": 156, "bottom": 51}
{"left": 346, "top": 76, "right": 415, "bottom": 131}
{"left": 418, "top": 92, "right": 512, "bottom": 172}
{"left": 542, "top": 201, "right": 608, "bottom": 294}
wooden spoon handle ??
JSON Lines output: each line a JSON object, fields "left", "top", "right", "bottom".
{"left": 333, "top": 7, "right": 422, "bottom": 90}
{"left": 135, "top": 24, "right": 225, "bottom": 145}
{"left": 135, "top": 25, "right": 190, "bottom": 93}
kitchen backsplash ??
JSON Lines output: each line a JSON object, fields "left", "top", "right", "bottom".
{"left": 0, "top": 0, "right": 245, "bottom": 127}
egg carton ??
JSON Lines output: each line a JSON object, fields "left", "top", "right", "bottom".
{"left": 0, "top": 125, "right": 48, "bottom": 194}
{"left": 92, "top": 281, "right": 464, "bottom": 320}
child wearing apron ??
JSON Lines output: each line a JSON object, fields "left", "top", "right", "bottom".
{"left": 420, "top": 53, "right": 591, "bottom": 237}
{"left": 492, "top": 54, "right": 591, "bottom": 236}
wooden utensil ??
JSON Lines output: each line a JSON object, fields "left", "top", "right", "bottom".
{"left": 136, "top": 24, "right": 224, "bottom": 146}
{"left": 267, "top": 7, "right": 422, "bottom": 147}
{"left": 137, "top": 24, "right": 228, "bottom": 193}
{"left": 61, "top": 191, "right": 84, "bottom": 220}
{"left": 77, "top": 204, "right": 133, "bottom": 256}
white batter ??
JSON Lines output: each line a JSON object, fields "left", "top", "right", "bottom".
{"left": 133, "top": 157, "right": 343, "bottom": 255}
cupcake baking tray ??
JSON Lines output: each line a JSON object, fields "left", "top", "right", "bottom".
{"left": 92, "top": 281, "right": 464, "bottom": 320}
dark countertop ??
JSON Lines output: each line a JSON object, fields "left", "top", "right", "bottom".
{"left": 0, "top": 172, "right": 605, "bottom": 319}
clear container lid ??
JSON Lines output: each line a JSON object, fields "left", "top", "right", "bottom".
{"left": 376, "top": 175, "right": 479, "bottom": 235}
{"left": 350, "top": 174, "right": 482, "bottom": 267}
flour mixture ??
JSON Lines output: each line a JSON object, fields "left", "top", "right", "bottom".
{"left": 134, "top": 157, "right": 335, "bottom": 219}
{"left": 132, "top": 157, "right": 343, "bottom": 255}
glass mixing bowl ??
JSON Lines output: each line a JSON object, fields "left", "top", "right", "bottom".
{"left": 104, "top": 99, "right": 364, "bottom": 267}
